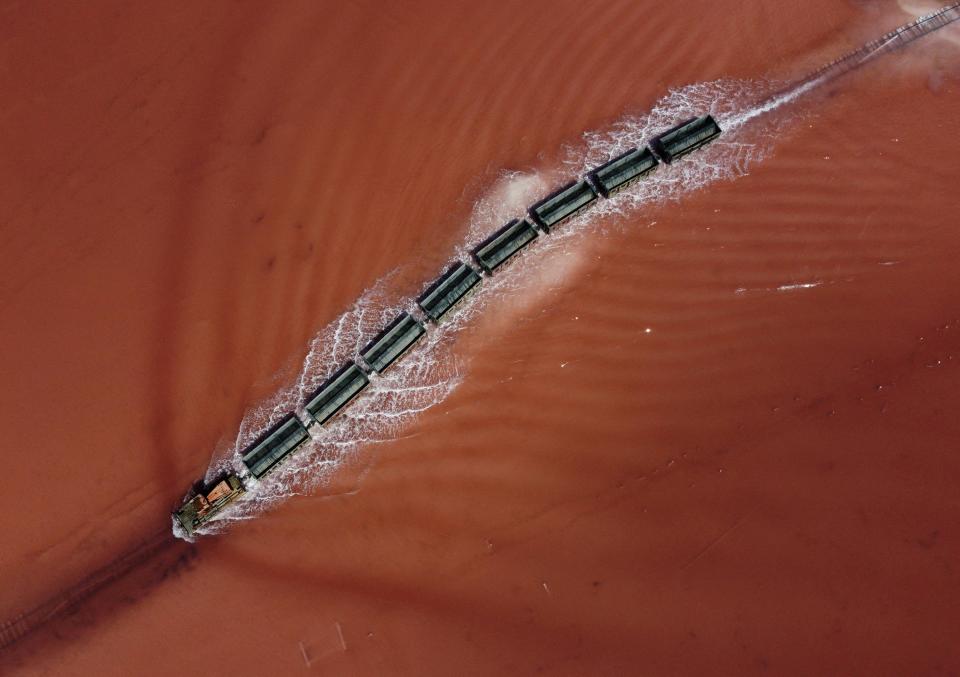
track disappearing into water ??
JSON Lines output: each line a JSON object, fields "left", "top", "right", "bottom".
{"left": 728, "top": 1, "right": 960, "bottom": 130}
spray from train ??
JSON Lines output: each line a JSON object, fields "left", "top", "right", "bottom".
{"left": 173, "top": 3, "right": 960, "bottom": 540}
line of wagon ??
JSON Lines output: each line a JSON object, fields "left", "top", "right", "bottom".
{"left": 174, "top": 114, "right": 722, "bottom": 536}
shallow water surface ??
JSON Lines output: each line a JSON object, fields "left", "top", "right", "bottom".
{"left": 1, "top": 1, "right": 959, "bottom": 674}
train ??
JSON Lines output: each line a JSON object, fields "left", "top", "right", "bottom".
{"left": 173, "top": 114, "right": 722, "bottom": 536}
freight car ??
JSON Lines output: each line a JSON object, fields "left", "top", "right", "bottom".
{"left": 305, "top": 361, "right": 369, "bottom": 426}
{"left": 472, "top": 218, "right": 539, "bottom": 273}
{"left": 173, "top": 114, "right": 722, "bottom": 536}
{"left": 242, "top": 413, "right": 311, "bottom": 479}
{"left": 588, "top": 146, "right": 659, "bottom": 197}
{"left": 649, "top": 115, "right": 721, "bottom": 163}
{"left": 529, "top": 180, "right": 597, "bottom": 232}
{"left": 361, "top": 312, "right": 426, "bottom": 373}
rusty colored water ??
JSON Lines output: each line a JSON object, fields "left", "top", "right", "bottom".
{"left": 1, "top": 0, "right": 959, "bottom": 674}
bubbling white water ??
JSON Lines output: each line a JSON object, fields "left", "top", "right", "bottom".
{"left": 174, "top": 76, "right": 795, "bottom": 540}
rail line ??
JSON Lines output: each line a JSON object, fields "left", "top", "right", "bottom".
{"left": 0, "top": 530, "right": 181, "bottom": 653}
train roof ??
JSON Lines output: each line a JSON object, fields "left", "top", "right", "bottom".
{"left": 360, "top": 312, "right": 426, "bottom": 373}
{"left": 304, "top": 361, "right": 369, "bottom": 426}
{"left": 588, "top": 146, "right": 658, "bottom": 197}
{"left": 241, "top": 413, "right": 311, "bottom": 479}
{"left": 649, "top": 114, "right": 721, "bottom": 164}
{"left": 417, "top": 261, "right": 482, "bottom": 322}
{"left": 529, "top": 180, "right": 597, "bottom": 232}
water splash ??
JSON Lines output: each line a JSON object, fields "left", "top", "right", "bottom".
{"left": 179, "top": 4, "right": 960, "bottom": 538}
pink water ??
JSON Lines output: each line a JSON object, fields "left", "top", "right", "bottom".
{"left": 1, "top": 1, "right": 959, "bottom": 674}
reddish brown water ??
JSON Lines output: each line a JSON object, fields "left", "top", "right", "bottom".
{"left": 2, "top": 0, "right": 959, "bottom": 674}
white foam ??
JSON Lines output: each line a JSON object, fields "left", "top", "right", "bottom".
{"left": 185, "top": 78, "right": 789, "bottom": 537}
{"left": 180, "top": 3, "right": 960, "bottom": 537}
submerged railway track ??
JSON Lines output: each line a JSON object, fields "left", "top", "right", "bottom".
{"left": 173, "top": 116, "right": 723, "bottom": 538}
{"left": 175, "top": 1, "right": 960, "bottom": 538}
{"left": 5, "top": 1, "right": 959, "bottom": 659}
